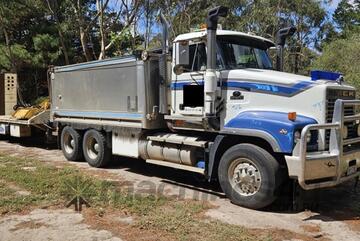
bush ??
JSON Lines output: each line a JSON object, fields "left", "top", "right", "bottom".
{"left": 312, "top": 33, "right": 360, "bottom": 92}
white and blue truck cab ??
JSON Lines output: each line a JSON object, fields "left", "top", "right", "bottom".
{"left": 49, "top": 6, "right": 360, "bottom": 209}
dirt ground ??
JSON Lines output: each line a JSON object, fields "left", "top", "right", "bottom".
{"left": 0, "top": 138, "right": 359, "bottom": 241}
{"left": 0, "top": 209, "right": 122, "bottom": 241}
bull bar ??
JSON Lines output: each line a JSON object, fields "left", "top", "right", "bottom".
{"left": 286, "top": 99, "right": 360, "bottom": 190}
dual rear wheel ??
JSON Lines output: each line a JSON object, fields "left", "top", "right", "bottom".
{"left": 60, "top": 127, "right": 111, "bottom": 168}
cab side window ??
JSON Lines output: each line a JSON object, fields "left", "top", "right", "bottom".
{"left": 184, "top": 43, "right": 207, "bottom": 72}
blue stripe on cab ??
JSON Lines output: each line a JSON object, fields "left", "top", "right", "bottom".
{"left": 171, "top": 80, "right": 204, "bottom": 90}
{"left": 171, "top": 79, "right": 314, "bottom": 96}
{"left": 54, "top": 111, "right": 142, "bottom": 119}
{"left": 222, "top": 81, "right": 314, "bottom": 95}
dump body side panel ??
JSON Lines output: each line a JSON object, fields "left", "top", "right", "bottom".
{"left": 51, "top": 56, "right": 164, "bottom": 129}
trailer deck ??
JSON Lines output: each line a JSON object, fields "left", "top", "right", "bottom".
{"left": 0, "top": 110, "right": 50, "bottom": 137}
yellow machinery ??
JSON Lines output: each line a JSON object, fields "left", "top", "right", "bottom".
{"left": 12, "top": 99, "right": 50, "bottom": 120}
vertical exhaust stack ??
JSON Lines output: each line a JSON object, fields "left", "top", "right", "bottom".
{"left": 204, "top": 6, "right": 228, "bottom": 119}
{"left": 275, "top": 27, "right": 296, "bottom": 72}
{"left": 159, "top": 13, "right": 170, "bottom": 114}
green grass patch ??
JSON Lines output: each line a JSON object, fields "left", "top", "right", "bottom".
{"left": 138, "top": 200, "right": 273, "bottom": 241}
{"left": 0, "top": 181, "right": 41, "bottom": 213}
{"left": 0, "top": 155, "right": 166, "bottom": 215}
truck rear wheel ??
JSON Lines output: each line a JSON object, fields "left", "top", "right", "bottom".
{"left": 218, "top": 143, "right": 281, "bottom": 209}
{"left": 83, "top": 129, "right": 111, "bottom": 168}
{"left": 61, "top": 126, "right": 83, "bottom": 161}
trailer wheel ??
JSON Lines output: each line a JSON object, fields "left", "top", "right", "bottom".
{"left": 218, "top": 143, "right": 281, "bottom": 209}
{"left": 83, "top": 129, "right": 111, "bottom": 168}
{"left": 61, "top": 126, "right": 83, "bottom": 161}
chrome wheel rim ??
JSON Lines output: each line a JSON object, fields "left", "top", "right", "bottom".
{"left": 63, "top": 132, "right": 75, "bottom": 154}
{"left": 85, "top": 136, "right": 99, "bottom": 160}
{"left": 228, "top": 158, "right": 262, "bottom": 196}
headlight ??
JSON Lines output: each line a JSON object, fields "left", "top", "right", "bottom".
{"left": 294, "top": 131, "right": 311, "bottom": 143}
{"left": 306, "top": 132, "right": 312, "bottom": 143}
{"left": 342, "top": 126, "right": 348, "bottom": 139}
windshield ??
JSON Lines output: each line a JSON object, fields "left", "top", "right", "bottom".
{"left": 217, "top": 37, "right": 273, "bottom": 70}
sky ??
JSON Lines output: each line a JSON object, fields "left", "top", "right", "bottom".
{"left": 327, "top": 0, "right": 356, "bottom": 13}
{"left": 328, "top": 0, "right": 342, "bottom": 13}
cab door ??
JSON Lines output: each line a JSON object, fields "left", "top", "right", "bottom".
{"left": 171, "top": 42, "right": 207, "bottom": 116}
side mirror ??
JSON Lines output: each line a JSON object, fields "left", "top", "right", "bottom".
{"left": 173, "top": 40, "right": 189, "bottom": 75}
{"left": 267, "top": 46, "right": 277, "bottom": 66}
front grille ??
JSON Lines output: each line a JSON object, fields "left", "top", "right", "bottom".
{"left": 325, "top": 89, "right": 356, "bottom": 147}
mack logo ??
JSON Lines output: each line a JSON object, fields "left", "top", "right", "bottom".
{"left": 279, "top": 129, "right": 288, "bottom": 135}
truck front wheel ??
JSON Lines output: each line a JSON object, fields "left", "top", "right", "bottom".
{"left": 218, "top": 143, "right": 282, "bottom": 209}
{"left": 82, "top": 129, "right": 111, "bottom": 168}
{"left": 61, "top": 126, "right": 83, "bottom": 161}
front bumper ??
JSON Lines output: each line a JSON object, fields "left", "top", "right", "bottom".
{"left": 286, "top": 99, "right": 360, "bottom": 190}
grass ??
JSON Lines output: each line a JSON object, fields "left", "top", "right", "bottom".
{"left": 0, "top": 155, "right": 166, "bottom": 215}
{"left": 0, "top": 182, "right": 39, "bottom": 213}
{"left": 0, "top": 154, "right": 277, "bottom": 241}
{"left": 137, "top": 200, "right": 274, "bottom": 241}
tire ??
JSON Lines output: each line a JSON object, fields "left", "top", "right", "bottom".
{"left": 82, "top": 129, "right": 111, "bottom": 168}
{"left": 218, "top": 143, "right": 282, "bottom": 209}
{"left": 61, "top": 126, "right": 83, "bottom": 161}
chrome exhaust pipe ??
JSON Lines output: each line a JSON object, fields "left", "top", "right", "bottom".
{"left": 275, "top": 27, "right": 296, "bottom": 72}
{"left": 159, "top": 13, "right": 170, "bottom": 114}
{"left": 204, "top": 6, "right": 228, "bottom": 117}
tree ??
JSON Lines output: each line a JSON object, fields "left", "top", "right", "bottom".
{"left": 97, "top": 0, "right": 141, "bottom": 59}
{"left": 44, "top": 0, "right": 71, "bottom": 64}
{"left": 32, "top": 34, "right": 61, "bottom": 68}
{"left": 312, "top": 33, "right": 360, "bottom": 92}
{"left": 149, "top": 0, "right": 331, "bottom": 74}
{"left": 0, "top": 0, "right": 34, "bottom": 71}
{"left": 67, "top": 0, "right": 102, "bottom": 61}
{"left": 334, "top": 0, "right": 360, "bottom": 33}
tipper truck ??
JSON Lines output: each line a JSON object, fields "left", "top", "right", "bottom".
{"left": 2, "top": 6, "right": 360, "bottom": 209}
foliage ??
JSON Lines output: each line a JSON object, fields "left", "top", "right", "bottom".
{"left": 32, "top": 34, "right": 61, "bottom": 68}
{"left": 0, "top": 0, "right": 360, "bottom": 101}
{"left": 334, "top": 0, "right": 360, "bottom": 33}
{"left": 0, "top": 44, "right": 32, "bottom": 70}
{"left": 311, "top": 32, "right": 360, "bottom": 91}
{"left": 312, "top": 1, "right": 360, "bottom": 92}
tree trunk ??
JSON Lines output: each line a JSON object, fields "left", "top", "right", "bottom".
{"left": 80, "top": 29, "right": 92, "bottom": 61}
{"left": 3, "top": 28, "right": 16, "bottom": 72}
{"left": 57, "top": 27, "right": 70, "bottom": 65}
{"left": 45, "top": 0, "right": 69, "bottom": 65}
{"left": 97, "top": 0, "right": 106, "bottom": 60}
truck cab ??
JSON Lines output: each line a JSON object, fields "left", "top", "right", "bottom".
{"left": 167, "top": 19, "right": 360, "bottom": 208}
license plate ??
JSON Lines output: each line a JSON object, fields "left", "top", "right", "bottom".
{"left": 347, "top": 165, "right": 357, "bottom": 176}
